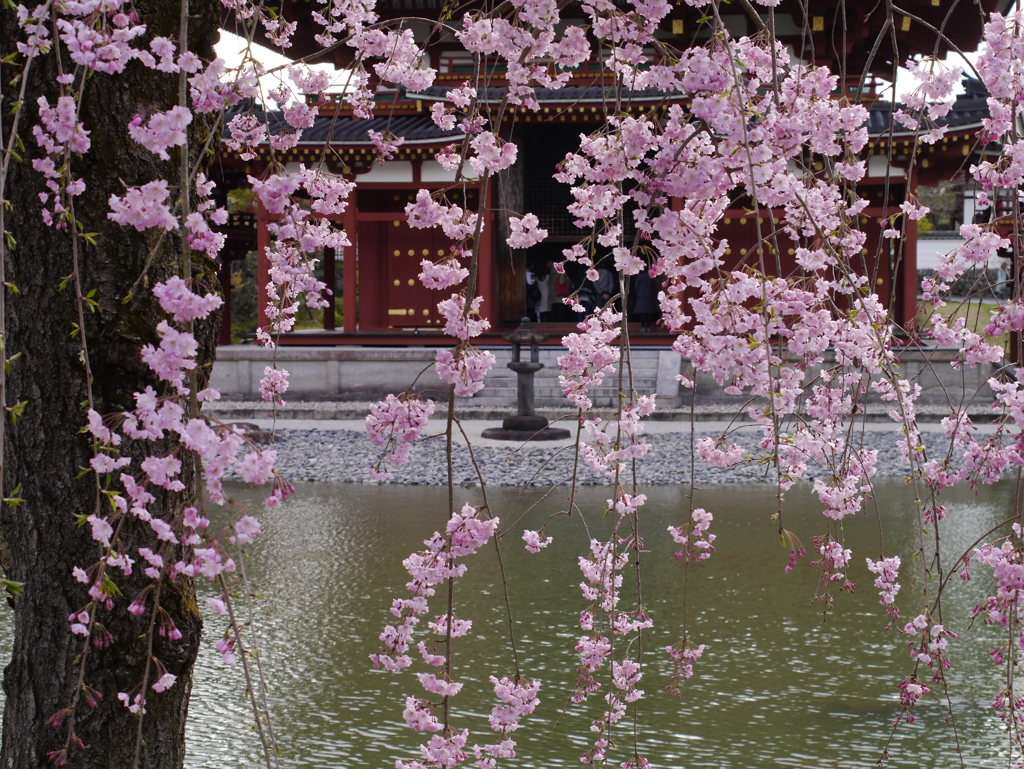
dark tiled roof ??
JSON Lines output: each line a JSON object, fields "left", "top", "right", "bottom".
{"left": 224, "top": 100, "right": 462, "bottom": 145}
{"left": 225, "top": 75, "right": 992, "bottom": 146}
{"left": 302, "top": 113, "right": 463, "bottom": 143}
{"left": 407, "top": 85, "right": 670, "bottom": 103}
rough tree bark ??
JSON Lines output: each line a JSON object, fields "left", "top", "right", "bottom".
{"left": 0, "top": 0, "right": 221, "bottom": 764}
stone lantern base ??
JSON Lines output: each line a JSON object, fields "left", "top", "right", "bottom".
{"left": 481, "top": 414, "right": 571, "bottom": 441}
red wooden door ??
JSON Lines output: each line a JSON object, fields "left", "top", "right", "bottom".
{"left": 384, "top": 222, "right": 457, "bottom": 328}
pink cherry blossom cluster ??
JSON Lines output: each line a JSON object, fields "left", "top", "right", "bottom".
{"left": 810, "top": 534, "right": 855, "bottom": 609}
{"left": 571, "top": 522, "right": 652, "bottom": 765}
{"left": 977, "top": 11, "right": 1024, "bottom": 138}
{"left": 574, "top": 537, "right": 628, "bottom": 704}
{"left": 866, "top": 556, "right": 902, "bottom": 615}
{"left": 584, "top": 655, "right": 643, "bottom": 758}
{"left": 972, "top": 527, "right": 1024, "bottom": 636}
{"left": 14, "top": 3, "right": 52, "bottom": 58}
{"left": 668, "top": 508, "right": 716, "bottom": 563}
{"left": 406, "top": 190, "right": 480, "bottom": 241}
{"left": 576, "top": 548, "right": 653, "bottom": 763}
{"left": 188, "top": 58, "right": 259, "bottom": 115}
{"left": 434, "top": 347, "right": 496, "bottom": 398}
{"left": 184, "top": 173, "right": 229, "bottom": 258}
{"left": 989, "top": 687, "right": 1024, "bottom": 728}
{"left": 419, "top": 258, "right": 469, "bottom": 290}
{"left": 365, "top": 394, "right": 436, "bottom": 480}
{"left": 259, "top": 366, "right": 290, "bottom": 407}
{"left": 903, "top": 613, "right": 956, "bottom": 678}
{"left": 248, "top": 166, "right": 352, "bottom": 349}
{"left": 52, "top": 1, "right": 148, "bottom": 75}
{"left": 894, "top": 57, "right": 962, "bottom": 143}
{"left": 372, "top": 506, "right": 538, "bottom": 769}
{"left": 558, "top": 308, "right": 621, "bottom": 411}
{"left": 579, "top": 399, "right": 654, "bottom": 478}
{"left": 665, "top": 639, "right": 705, "bottom": 696}
{"left": 695, "top": 436, "right": 744, "bottom": 469}
{"left": 218, "top": 0, "right": 306, "bottom": 68}
{"left": 896, "top": 675, "right": 931, "bottom": 723}
{"left": 223, "top": 112, "right": 267, "bottom": 161}
{"left": 108, "top": 167, "right": 185, "bottom": 228}
{"left": 151, "top": 275, "right": 223, "bottom": 324}
{"left": 31, "top": 95, "right": 90, "bottom": 228}
{"left": 437, "top": 295, "right": 490, "bottom": 342}
{"left": 455, "top": 4, "right": 591, "bottom": 110}
{"left": 127, "top": 106, "right": 191, "bottom": 161}
{"left": 506, "top": 214, "right": 547, "bottom": 250}
{"left": 521, "top": 529, "right": 553, "bottom": 553}
{"left": 368, "top": 129, "right": 404, "bottom": 162}
{"left": 472, "top": 676, "right": 540, "bottom": 769}
{"left": 398, "top": 186, "right": 497, "bottom": 401}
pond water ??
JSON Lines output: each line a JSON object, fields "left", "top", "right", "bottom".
{"left": 0, "top": 481, "right": 1019, "bottom": 768}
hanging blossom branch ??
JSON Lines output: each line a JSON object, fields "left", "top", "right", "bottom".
{"left": 362, "top": 1, "right": 1024, "bottom": 764}
{"left": 369, "top": 504, "right": 543, "bottom": 769}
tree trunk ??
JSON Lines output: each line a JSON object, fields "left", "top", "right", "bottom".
{"left": 0, "top": 0, "right": 221, "bottom": 764}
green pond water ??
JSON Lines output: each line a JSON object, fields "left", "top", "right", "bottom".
{"left": 1, "top": 480, "right": 1021, "bottom": 767}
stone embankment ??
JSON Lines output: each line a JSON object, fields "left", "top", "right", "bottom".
{"left": 211, "top": 402, "right": 981, "bottom": 487}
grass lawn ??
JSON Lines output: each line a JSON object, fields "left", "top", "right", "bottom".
{"left": 914, "top": 296, "right": 1007, "bottom": 349}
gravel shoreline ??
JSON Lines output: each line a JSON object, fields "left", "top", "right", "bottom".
{"left": 242, "top": 425, "right": 960, "bottom": 487}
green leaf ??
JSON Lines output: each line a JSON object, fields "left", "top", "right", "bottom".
{"left": 58, "top": 274, "right": 73, "bottom": 292}
{"left": 70, "top": 322, "right": 79, "bottom": 338}
{"left": 4, "top": 351, "right": 21, "bottom": 375}
{"left": 1, "top": 580, "right": 24, "bottom": 595}
{"left": 6, "top": 400, "right": 27, "bottom": 426}
{"left": 3, "top": 231, "right": 15, "bottom": 251}
{"left": 100, "top": 573, "right": 121, "bottom": 597}
{"left": 3, "top": 483, "right": 23, "bottom": 510}
{"left": 3, "top": 281, "right": 17, "bottom": 294}
{"left": 81, "top": 232, "right": 98, "bottom": 247}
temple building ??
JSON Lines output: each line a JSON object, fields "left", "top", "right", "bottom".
{"left": 211, "top": 0, "right": 1008, "bottom": 347}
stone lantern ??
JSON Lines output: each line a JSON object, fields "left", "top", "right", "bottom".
{"left": 481, "top": 318, "right": 571, "bottom": 441}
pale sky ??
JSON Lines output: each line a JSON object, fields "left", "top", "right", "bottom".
{"left": 214, "top": 30, "right": 346, "bottom": 100}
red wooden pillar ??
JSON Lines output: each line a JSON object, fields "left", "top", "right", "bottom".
{"left": 899, "top": 165, "right": 920, "bottom": 330}
{"left": 359, "top": 220, "right": 385, "bottom": 330}
{"left": 322, "top": 245, "right": 336, "bottom": 330}
{"left": 900, "top": 216, "right": 919, "bottom": 330}
{"left": 479, "top": 183, "right": 495, "bottom": 326}
{"left": 343, "top": 202, "right": 358, "bottom": 333}
{"left": 256, "top": 200, "right": 271, "bottom": 331}
{"left": 217, "top": 254, "right": 234, "bottom": 345}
